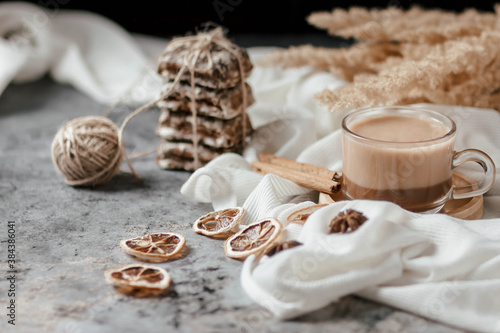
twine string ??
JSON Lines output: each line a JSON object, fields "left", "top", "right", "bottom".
{"left": 118, "top": 63, "right": 188, "bottom": 178}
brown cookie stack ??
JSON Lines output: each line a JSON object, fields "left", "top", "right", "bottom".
{"left": 155, "top": 28, "right": 255, "bottom": 171}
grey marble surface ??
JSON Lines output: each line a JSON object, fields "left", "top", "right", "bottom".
{"left": 0, "top": 35, "right": 467, "bottom": 333}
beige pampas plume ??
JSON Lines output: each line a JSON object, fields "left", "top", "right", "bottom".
{"left": 258, "top": 42, "right": 401, "bottom": 81}
{"left": 259, "top": 6, "right": 500, "bottom": 111}
{"left": 307, "top": 7, "right": 496, "bottom": 44}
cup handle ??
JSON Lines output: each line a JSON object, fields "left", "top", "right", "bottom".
{"left": 451, "top": 149, "right": 496, "bottom": 199}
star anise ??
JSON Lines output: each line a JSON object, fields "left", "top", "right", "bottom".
{"left": 328, "top": 209, "right": 367, "bottom": 233}
{"left": 265, "top": 240, "right": 303, "bottom": 256}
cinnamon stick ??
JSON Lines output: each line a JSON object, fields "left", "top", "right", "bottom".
{"left": 251, "top": 160, "right": 341, "bottom": 194}
{"left": 258, "top": 153, "right": 341, "bottom": 181}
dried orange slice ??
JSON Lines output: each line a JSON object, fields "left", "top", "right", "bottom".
{"left": 193, "top": 207, "right": 245, "bottom": 238}
{"left": 286, "top": 204, "right": 328, "bottom": 224}
{"left": 120, "top": 232, "right": 186, "bottom": 262}
{"left": 224, "top": 218, "right": 282, "bottom": 260}
{"left": 104, "top": 264, "right": 171, "bottom": 297}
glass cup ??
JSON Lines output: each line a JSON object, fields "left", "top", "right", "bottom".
{"left": 341, "top": 106, "right": 496, "bottom": 213}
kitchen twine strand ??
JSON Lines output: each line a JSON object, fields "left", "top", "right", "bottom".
{"left": 51, "top": 28, "right": 248, "bottom": 186}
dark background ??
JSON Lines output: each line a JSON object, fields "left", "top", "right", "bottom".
{"left": 11, "top": 0, "right": 499, "bottom": 37}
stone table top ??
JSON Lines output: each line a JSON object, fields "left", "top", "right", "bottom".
{"left": 0, "top": 35, "right": 466, "bottom": 333}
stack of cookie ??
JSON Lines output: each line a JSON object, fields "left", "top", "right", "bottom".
{"left": 155, "top": 29, "right": 254, "bottom": 171}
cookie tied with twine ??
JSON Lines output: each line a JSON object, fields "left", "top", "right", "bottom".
{"left": 156, "top": 26, "right": 253, "bottom": 170}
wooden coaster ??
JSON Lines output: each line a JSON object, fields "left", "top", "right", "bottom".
{"left": 318, "top": 172, "right": 483, "bottom": 220}
{"left": 440, "top": 172, "right": 483, "bottom": 220}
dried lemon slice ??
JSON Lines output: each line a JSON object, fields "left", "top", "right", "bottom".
{"left": 193, "top": 207, "right": 245, "bottom": 238}
{"left": 120, "top": 232, "right": 186, "bottom": 262}
{"left": 224, "top": 218, "right": 282, "bottom": 260}
{"left": 104, "top": 264, "right": 171, "bottom": 297}
{"left": 286, "top": 204, "right": 328, "bottom": 224}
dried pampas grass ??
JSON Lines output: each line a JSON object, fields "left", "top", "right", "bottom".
{"left": 308, "top": 7, "right": 497, "bottom": 44}
{"left": 260, "top": 6, "right": 500, "bottom": 111}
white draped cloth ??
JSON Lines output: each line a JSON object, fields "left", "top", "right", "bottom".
{"left": 0, "top": 2, "right": 159, "bottom": 105}
{"left": 2, "top": 3, "right": 500, "bottom": 332}
{"left": 181, "top": 56, "right": 500, "bottom": 333}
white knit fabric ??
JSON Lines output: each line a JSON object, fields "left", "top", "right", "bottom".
{"left": 181, "top": 61, "right": 500, "bottom": 331}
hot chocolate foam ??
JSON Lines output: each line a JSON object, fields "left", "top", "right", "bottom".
{"left": 349, "top": 115, "right": 449, "bottom": 142}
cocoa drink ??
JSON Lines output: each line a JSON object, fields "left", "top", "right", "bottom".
{"left": 342, "top": 106, "right": 495, "bottom": 213}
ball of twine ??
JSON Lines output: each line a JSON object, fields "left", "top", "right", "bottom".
{"left": 51, "top": 116, "right": 124, "bottom": 187}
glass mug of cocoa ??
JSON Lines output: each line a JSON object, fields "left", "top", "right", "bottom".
{"left": 342, "top": 106, "right": 496, "bottom": 213}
